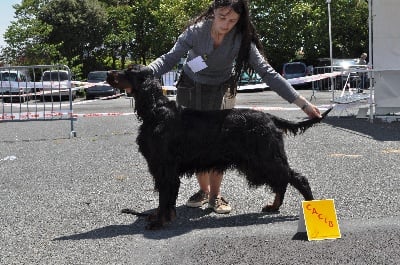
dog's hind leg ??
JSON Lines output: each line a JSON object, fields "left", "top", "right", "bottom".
{"left": 262, "top": 185, "right": 288, "bottom": 213}
{"left": 241, "top": 162, "right": 290, "bottom": 213}
{"left": 288, "top": 169, "right": 314, "bottom": 201}
{"left": 261, "top": 169, "right": 313, "bottom": 212}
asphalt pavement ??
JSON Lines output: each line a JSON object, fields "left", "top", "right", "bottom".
{"left": 1, "top": 89, "right": 399, "bottom": 264}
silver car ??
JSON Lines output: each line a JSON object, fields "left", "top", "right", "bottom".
{"left": 86, "top": 71, "right": 119, "bottom": 100}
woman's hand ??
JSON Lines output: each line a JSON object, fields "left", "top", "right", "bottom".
{"left": 294, "top": 96, "right": 322, "bottom": 118}
{"left": 302, "top": 103, "right": 322, "bottom": 118}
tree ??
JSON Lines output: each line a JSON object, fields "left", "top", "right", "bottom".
{"left": 38, "top": 0, "right": 109, "bottom": 75}
{"left": 129, "top": 0, "right": 159, "bottom": 64}
{"left": 150, "top": 0, "right": 210, "bottom": 61}
{"left": 251, "top": 0, "right": 369, "bottom": 69}
{"left": 2, "top": 0, "right": 369, "bottom": 76}
{"left": 2, "top": 0, "right": 60, "bottom": 65}
{"left": 102, "top": 0, "right": 209, "bottom": 67}
{"left": 103, "top": 3, "right": 136, "bottom": 69}
{"left": 100, "top": 0, "right": 160, "bottom": 67}
{"left": 329, "top": 0, "right": 369, "bottom": 58}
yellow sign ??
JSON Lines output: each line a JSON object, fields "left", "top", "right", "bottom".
{"left": 301, "top": 199, "right": 341, "bottom": 241}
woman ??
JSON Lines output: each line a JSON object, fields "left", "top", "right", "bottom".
{"left": 140, "top": 0, "right": 321, "bottom": 214}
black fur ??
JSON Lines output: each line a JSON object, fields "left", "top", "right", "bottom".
{"left": 107, "top": 66, "right": 332, "bottom": 230}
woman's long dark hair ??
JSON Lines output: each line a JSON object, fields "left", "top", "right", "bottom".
{"left": 191, "top": 0, "right": 264, "bottom": 91}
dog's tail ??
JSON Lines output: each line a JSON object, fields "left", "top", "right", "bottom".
{"left": 121, "top": 208, "right": 149, "bottom": 217}
{"left": 271, "top": 107, "right": 332, "bottom": 135}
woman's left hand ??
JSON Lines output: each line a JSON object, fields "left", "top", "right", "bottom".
{"left": 294, "top": 96, "right": 322, "bottom": 118}
{"left": 303, "top": 103, "right": 322, "bottom": 119}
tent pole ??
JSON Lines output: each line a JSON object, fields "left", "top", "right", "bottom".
{"left": 368, "top": 0, "right": 374, "bottom": 122}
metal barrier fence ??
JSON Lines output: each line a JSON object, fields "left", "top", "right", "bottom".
{"left": 308, "top": 65, "right": 374, "bottom": 120}
{"left": 311, "top": 65, "right": 369, "bottom": 92}
{"left": 0, "top": 64, "right": 76, "bottom": 137}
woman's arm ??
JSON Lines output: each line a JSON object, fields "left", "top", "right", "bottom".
{"left": 248, "top": 43, "right": 299, "bottom": 102}
{"left": 149, "top": 29, "right": 194, "bottom": 77}
{"left": 249, "top": 43, "right": 321, "bottom": 118}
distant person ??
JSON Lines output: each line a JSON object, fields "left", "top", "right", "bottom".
{"left": 359, "top": 53, "right": 367, "bottom": 65}
{"left": 358, "top": 53, "right": 368, "bottom": 91}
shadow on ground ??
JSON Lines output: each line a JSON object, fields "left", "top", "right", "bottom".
{"left": 54, "top": 206, "right": 299, "bottom": 241}
{"left": 323, "top": 116, "right": 399, "bottom": 141}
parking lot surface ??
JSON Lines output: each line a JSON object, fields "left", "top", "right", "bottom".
{"left": 1, "top": 90, "right": 399, "bottom": 264}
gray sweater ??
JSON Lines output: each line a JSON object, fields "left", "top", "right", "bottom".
{"left": 149, "top": 19, "right": 300, "bottom": 103}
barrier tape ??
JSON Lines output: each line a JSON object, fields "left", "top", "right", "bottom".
{"left": 235, "top": 104, "right": 334, "bottom": 111}
{"left": 1, "top": 111, "right": 73, "bottom": 121}
{"left": 0, "top": 80, "right": 109, "bottom": 98}
{"left": 1, "top": 105, "right": 336, "bottom": 121}
{"left": 0, "top": 80, "right": 105, "bottom": 89}
{"left": 0, "top": 89, "right": 76, "bottom": 98}
{"left": 0, "top": 71, "right": 343, "bottom": 94}
{"left": 287, "top": 71, "right": 343, "bottom": 85}
{"left": 0, "top": 71, "right": 350, "bottom": 92}
{"left": 0, "top": 111, "right": 136, "bottom": 121}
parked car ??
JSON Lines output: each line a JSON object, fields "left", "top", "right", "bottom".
{"left": 0, "top": 70, "right": 30, "bottom": 82}
{"left": 86, "top": 71, "right": 119, "bottom": 100}
{"left": 237, "top": 70, "right": 268, "bottom": 92}
{"left": 282, "top": 62, "right": 307, "bottom": 80}
{"left": 41, "top": 70, "right": 76, "bottom": 101}
{"left": 282, "top": 62, "right": 312, "bottom": 89}
{"left": 0, "top": 70, "right": 32, "bottom": 103}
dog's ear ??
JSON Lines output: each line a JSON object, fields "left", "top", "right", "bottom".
{"left": 127, "top": 64, "right": 141, "bottom": 72}
{"left": 106, "top": 70, "right": 133, "bottom": 92}
{"left": 125, "top": 65, "right": 152, "bottom": 76}
{"left": 124, "top": 65, "right": 153, "bottom": 88}
{"left": 106, "top": 70, "right": 119, "bottom": 87}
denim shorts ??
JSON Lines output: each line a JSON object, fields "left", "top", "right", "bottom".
{"left": 176, "top": 72, "right": 227, "bottom": 111}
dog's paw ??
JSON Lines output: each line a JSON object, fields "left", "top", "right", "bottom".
{"left": 145, "top": 220, "right": 165, "bottom": 230}
{"left": 261, "top": 205, "right": 280, "bottom": 213}
{"left": 146, "top": 208, "right": 176, "bottom": 222}
{"left": 144, "top": 208, "right": 177, "bottom": 230}
{"left": 146, "top": 212, "right": 158, "bottom": 222}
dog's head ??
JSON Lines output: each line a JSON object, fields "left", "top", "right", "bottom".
{"left": 106, "top": 64, "right": 149, "bottom": 96}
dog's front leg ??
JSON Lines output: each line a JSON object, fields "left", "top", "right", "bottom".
{"left": 145, "top": 175, "right": 180, "bottom": 230}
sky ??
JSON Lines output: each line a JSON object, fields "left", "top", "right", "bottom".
{"left": 0, "top": 0, "right": 21, "bottom": 48}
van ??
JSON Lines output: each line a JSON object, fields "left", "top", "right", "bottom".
{"left": 0, "top": 70, "right": 30, "bottom": 82}
{"left": 41, "top": 70, "right": 76, "bottom": 101}
{"left": 0, "top": 70, "right": 32, "bottom": 102}
{"left": 282, "top": 62, "right": 307, "bottom": 80}
{"left": 41, "top": 70, "right": 70, "bottom": 82}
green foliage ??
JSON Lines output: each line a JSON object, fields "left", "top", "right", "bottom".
{"left": 38, "top": 0, "right": 109, "bottom": 68}
{"left": 103, "top": 4, "right": 136, "bottom": 69}
{"left": 1, "top": 0, "right": 369, "bottom": 76}
{"left": 2, "top": 0, "right": 61, "bottom": 64}
{"left": 150, "top": 0, "right": 210, "bottom": 58}
{"left": 251, "top": 0, "right": 369, "bottom": 69}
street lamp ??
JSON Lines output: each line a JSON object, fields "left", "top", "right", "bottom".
{"left": 326, "top": 0, "right": 334, "bottom": 97}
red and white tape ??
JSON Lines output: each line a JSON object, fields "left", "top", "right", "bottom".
{"left": 1, "top": 104, "right": 336, "bottom": 121}
{"left": 287, "top": 71, "right": 343, "bottom": 85}
{"left": 0, "top": 111, "right": 136, "bottom": 121}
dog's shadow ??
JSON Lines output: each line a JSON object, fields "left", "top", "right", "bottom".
{"left": 54, "top": 205, "right": 303, "bottom": 241}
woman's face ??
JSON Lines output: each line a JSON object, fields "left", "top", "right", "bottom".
{"left": 213, "top": 7, "right": 240, "bottom": 35}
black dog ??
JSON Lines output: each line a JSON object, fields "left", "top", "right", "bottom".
{"left": 107, "top": 65, "right": 331, "bottom": 230}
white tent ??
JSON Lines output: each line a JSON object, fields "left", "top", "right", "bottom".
{"left": 371, "top": 0, "right": 400, "bottom": 115}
